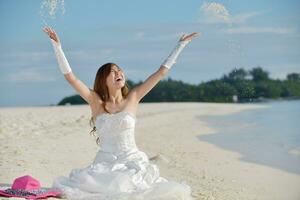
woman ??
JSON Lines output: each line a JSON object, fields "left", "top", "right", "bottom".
{"left": 43, "top": 26, "right": 199, "bottom": 200}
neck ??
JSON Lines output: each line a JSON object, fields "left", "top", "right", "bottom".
{"left": 107, "top": 88, "right": 123, "bottom": 104}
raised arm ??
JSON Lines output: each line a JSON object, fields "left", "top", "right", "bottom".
{"left": 131, "top": 32, "right": 199, "bottom": 102}
{"left": 43, "top": 27, "right": 93, "bottom": 104}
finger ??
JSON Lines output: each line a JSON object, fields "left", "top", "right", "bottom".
{"left": 50, "top": 27, "right": 55, "bottom": 34}
{"left": 192, "top": 32, "right": 200, "bottom": 37}
{"left": 43, "top": 27, "right": 49, "bottom": 32}
{"left": 192, "top": 32, "right": 199, "bottom": 37}
{"left": 43, "top": 29, "right": 51, "bottom": 35}
{"left": 188, "top": 33, "right": 197, "bottom": 37}
{"left": 45, "top": 28, "right": 51, "bottom": 34}
{"left": 51, "top": 29, "right": 56, "bottom": 36}
{"left": 180, "top": 33, "right": 188, "bottom": 41}
{"left": 187, "top": 32, "right": 199, "bottom": 40}
{"left": 47, "top": 26, "right": 52, "bottom": 33}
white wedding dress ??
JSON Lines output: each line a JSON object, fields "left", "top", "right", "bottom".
{"left": 52, "top": 111, "right": 194, "bottom": 200}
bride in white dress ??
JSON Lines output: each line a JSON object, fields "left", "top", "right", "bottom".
{"left": 43, "top": 27, "right": 199, "bottom": 200}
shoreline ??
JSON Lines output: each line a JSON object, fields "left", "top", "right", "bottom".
{"left": 1, "top": 97, "right": 300, "bottom": 108}
{"left": 1, "top": 102, "right": 300, "bottom": 199}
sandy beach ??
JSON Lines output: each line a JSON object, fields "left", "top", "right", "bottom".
{"left": 1, "top": 102, "right": 300, "bottom": 200}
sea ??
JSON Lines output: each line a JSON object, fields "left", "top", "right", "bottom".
{"left": 198, "top": 100, "right": 300, "bottom": 175}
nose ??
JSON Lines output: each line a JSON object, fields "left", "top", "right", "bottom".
{"left": 116, "top": 70, "right": 122, "bottom": 77}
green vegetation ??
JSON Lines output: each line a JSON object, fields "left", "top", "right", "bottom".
{"left": 57, "top": 66, "right": 300, "bottom": 105}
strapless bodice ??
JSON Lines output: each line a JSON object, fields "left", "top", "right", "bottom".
{"left": 95, "top": 111, "right": 138, "bottom": 154}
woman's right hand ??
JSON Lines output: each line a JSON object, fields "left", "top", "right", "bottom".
{"left": 43, "top": 26, "right": 61, "bottom": 45}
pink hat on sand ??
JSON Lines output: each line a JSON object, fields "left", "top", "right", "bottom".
{"left": 0, "top": 175, "right": 62, "bottom": 199}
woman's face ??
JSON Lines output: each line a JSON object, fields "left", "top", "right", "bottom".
{"left": 106, "top": 65, "right": 125, "bottom": 89}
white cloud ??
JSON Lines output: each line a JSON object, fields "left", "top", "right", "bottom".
{"left": 200, "top": 2, "right": 231, "bottom": 24}
{"left": 67, "top": 48, "right": 114, "bottom": 61}
{"left": 133, "top": 32, "right": 185, "bottom": 42}
{"left": 230, "top": 11, "right": 265, "bottom": 24}
{"left": 7, "top": 68, "right": 56, "bottom": 82}
{"left": 199, "top": 2, "right": 265, "bottom": 25}
{"left": 223, "top": 26, "right": 295, "bottom": 34}
{"left": 1, "top": 51, "right": 52, "bottom": 62}
{"left": 135, "top": 31, "right": 145, "bottom": 39}
{"left": 198, "top": 3, "right": 295, "bottom": 35}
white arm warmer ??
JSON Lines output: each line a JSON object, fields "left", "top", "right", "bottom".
{"left": 161, "top": 40, "right": 190, "bottom": 69}
{"left": 51, "top": 39, "right": 72, "bottom": 74}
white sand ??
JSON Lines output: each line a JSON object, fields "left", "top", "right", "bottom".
{"left": 1, "top": 102, "right": 300, "bottom": 200}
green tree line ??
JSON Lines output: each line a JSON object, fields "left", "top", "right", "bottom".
{"left": 57, "top": 66, "right": 300, "bottom": 105}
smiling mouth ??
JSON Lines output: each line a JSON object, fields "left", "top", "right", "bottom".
{"left": 116, "top": 77, "right": 123, "bottom": 82}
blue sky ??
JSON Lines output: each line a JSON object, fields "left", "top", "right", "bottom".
{"left": 0, "top": 0, "right": 299, "bottom": 106}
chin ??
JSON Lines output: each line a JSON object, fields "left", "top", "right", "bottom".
{"left": 116, "top": 82, "right": 125, "bottom": 88}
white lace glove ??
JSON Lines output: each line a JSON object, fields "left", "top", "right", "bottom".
{"left": 161, "top": 39, "right": 191, "bottom": 69}
{"left": 51, "top": 39, "right": 72, "bottom": 74}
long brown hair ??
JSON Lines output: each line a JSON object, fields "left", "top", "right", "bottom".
{"left": 89, "top": 62, "right": 130, "bottom": 146}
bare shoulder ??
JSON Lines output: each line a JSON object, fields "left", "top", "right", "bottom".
{"left": 88, "top": 89, "right": 103, "bottom": 106}
{"left": 126, "top": 88, "right": 139, "bottom": 104}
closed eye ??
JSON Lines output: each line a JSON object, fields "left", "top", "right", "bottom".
{"left": 111, "top": 69, "right": 121, "bottom": 73}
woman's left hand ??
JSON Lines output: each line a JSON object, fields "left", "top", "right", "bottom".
{"left": 179, "top": 32, "right": 200, "bottom": 42}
